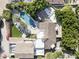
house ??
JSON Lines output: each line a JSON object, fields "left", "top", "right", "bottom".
{"left": 39, "top": 21, "right": 56, "bottom": 49}
{"left": 37, "top": 7, "right": 62, "bottom": 39}
{"left": 10, "top": 0, "right": 21, "bottom": 2}
{"left": 55, "top": 23, "right": 62, "bottom": 38}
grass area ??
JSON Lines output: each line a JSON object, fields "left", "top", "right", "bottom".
{"left": 12, "top": 25, "right": 22, "bottom": 37}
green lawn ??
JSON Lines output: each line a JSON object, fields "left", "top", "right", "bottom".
{"left": 12, "top": 26, "right": 22, "bottom": 37}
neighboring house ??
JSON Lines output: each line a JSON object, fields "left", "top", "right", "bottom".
{"left": 47, "top": 0, "right": 79, "bottom": 5}
{"left": 64, "top": 0, "right": 79, "bottom": 5}
{"left": 10, "top": 0, "right": 34, "bottom": 3}
{"left": 24, "top": 0, "right": 34, "bottom": 3}
{"left": 5, "top": 21, "right": 11, "bottom": 40}
{"left": 46, "top": 0, "right": 64, "bottom": 5}
{"left": 10, "top": 0, "right": 21, "bottom": 2}
{"left": 39, "top": 21, "right": 56, "bottom": 49}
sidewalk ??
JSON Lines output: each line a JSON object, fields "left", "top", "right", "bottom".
{"left": 1, "top": 19, "right": 9, "bottom": 58}
{"left": 0, "top": 0, "right": 10, "bottom": 58}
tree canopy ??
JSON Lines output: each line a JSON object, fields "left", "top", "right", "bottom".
{"left": 55, "top": 5, "right": 79, "bottom": 51}
{"left": 2, "top": 10, "right": 12, "bottom": 21}
{"left": 45, "top": 51, "right": 63, "bottom": 59}
{"left": 75, "top": 5, "right": 79, "bottom": 18}
{"left": 23, "top": 0, "right": 49, "bottom": 19}
{"left": 6, "top": 0, "right": 49, "bottom": 20}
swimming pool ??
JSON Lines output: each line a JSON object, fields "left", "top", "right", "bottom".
{"left": 20, "top": 12, "right": 37, "bottom": 28}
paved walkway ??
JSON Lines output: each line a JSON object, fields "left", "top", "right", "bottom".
{"left": 1, "top": 19, "right": 9, "bottom": 58}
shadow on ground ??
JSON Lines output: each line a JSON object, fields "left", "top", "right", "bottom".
{"left": 0, "top": 47, "right": 4, "bottom": 55}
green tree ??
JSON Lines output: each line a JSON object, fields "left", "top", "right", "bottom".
{"left": 3, "top": 10, "right": 12, "bottom": 21}
{"left": 6, "top": 3, "right": 16, "bottom": 10}
{"left": 25, "top": 0, "right": 49, "bottom": 20}
{"left": 75, "top": 5, "right": 79, "bottom": 18}
{"left": 45, "top": 51, "right": 63, "bottom": 59}
{"left": 75, "top": 51, "right": 79, "bottom": 59}
{"left": 55, "top": 5, "right": 79, "bottom": 52}
{"left": 5, "top": 0, "right": 49, "bottom": 20}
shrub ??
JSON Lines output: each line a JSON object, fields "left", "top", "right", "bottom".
{"left": 2, "top": 10, "right": 12, "bottom": 21}
{"left": 75, "top": 51, "right": 79, "bottom": 59}
{"left": 45, "top": 51, "right": 63, "bottom": 59}
{"left": 37, "top": 56, "right": 42, "bottom": 59}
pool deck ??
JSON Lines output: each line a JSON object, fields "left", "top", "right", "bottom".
{"left": 20, "top": 17, "right": 38, "bottom": 34}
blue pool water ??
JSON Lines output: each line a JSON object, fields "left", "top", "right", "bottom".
{"left": 20, "top": 12, "right": 37, "bottom": 28}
